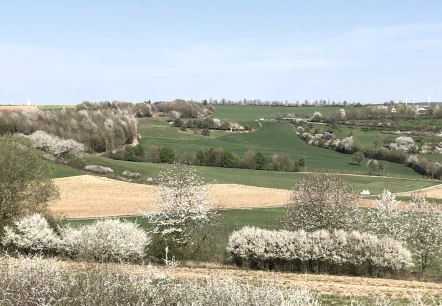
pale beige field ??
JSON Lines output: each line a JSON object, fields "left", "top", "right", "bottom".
{"left": 0, "top": 105, "right": 36, "bottom": 111}
{"left": 50, "top": 175, "right": 442, "bottom": 219}
{"left": 49, "top": 175, "right": 291, "bottom": 218}
{"left": 399, "top": 183, "right": 442, "bottom": 199}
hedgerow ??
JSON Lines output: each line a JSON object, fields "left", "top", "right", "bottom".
{"left": 227, "top": 227, "right": 412, "bottom": 276}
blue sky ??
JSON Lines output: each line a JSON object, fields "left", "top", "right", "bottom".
{"left": 1, "top": 0, "right": 441, "bottom": 104}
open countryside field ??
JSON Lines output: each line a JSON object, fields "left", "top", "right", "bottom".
{"left": 37, "top": 104, "right": 76, "bottom": 110}
{"left": 212, "top": 105, "right": 347, "bottom": 125}
{"left": 51, "top": 174, "right": 442, "bottom": 219}
{"left": 83, "top": 155, "right": 439, "bottom": 192}
{"left": 138, "top": 118, "right": 428, "bottom": 178}
{"left": 49, "top": 175, "right": 291, "bottom": 218}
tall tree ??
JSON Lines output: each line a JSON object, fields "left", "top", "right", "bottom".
{"left": 0, "top": 135, "right": 58, "bottom": 230}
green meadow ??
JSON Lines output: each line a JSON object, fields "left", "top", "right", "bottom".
{"left": 138, "top": 118, "right": 427, "bottom": 179}
{"left": 81, "top": 155, "right": 438, "bottom": 194}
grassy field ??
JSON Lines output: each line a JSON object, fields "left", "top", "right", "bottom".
{"left": 139, "top": 118, "right": 426, "bottom": 179}
{"left": 212, "top": 105, "right": 348, "bottom": 125}
{"left": 51, "top": 163, "right": 85, "bottom": 178}
{"left": 82, "top": 155, "right": 438, "bottom": 194}
{"left": 66, "top": 207, "right": 285, "bottom": 262}
{"left": 310, "top": 122, "right": 442, "bottom": 150}
{"left": 138, "top": 117, "right": 229, "bottom": 140}
{"left": 66, "top": 206, "right": 441, "bottom": 276}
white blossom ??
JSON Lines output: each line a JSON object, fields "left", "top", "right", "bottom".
{"left": 227, "top": 227, "right": 412, "bottom": 272}
{"left": 406, "top": 193, "right": 442, "bottom": 272}
{"left": 145, "top": 164, "right": 217, "bottom": 245}
{"left": 60, "top": 219, "right": 150, "bottom": 262}
{"left": 22, "top": 130, "right": 84, "bottom": 162}
{"left": 2, "top": 213, "right": 61, "bottom": 253}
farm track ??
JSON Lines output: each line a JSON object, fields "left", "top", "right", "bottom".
{"left": 159, "top": 266, "right": 442, "bottom": 300}
{"left": 49, "top": 175, "right": 441, "bottom": 219}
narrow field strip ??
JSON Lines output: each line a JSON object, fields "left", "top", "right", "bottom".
{"left": 50, "top": 175, "right": 441, "bottom": 218}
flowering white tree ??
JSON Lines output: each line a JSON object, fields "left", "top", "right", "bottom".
{"left": 280, "top": 173, "right": 361, "bottom": 232}
{"left": 406, "top": 193, "right": 442, "bottom": 273}
{"left": 20, "top": 130, "right": 84, "bottom": 162}
{"left": 389, "top": 136, "right": 418, "bottom": 153}
{"left": 369, "top": 189, "right": 408, "bottom": 241}
{"left": 310, "top": 111, "right": 323, "bottom": 122}
{"left": 145, "top": 164, "right": 217, "bottom": 246}
{"left": 339, "top": 136, "right": 354, "bottom": 153}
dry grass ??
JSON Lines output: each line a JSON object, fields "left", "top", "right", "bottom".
{"left": 49, "top": 175, "right": 442, "bottom": 219}
{"left": 162, "top": 266, "right": 442, "bottom": 299}
{"left": 49, "top": 175, "right": 291, "bottom": 218}
{"left": 398, "top": 183, "right": 442, "bottom": 199}
{"left": 0, "top": 105, "right": 36, "bottom": 111}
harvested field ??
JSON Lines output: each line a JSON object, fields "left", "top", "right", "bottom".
{"left": 49, "top": 175, "right": 291, "bottom": 218}
{"left": 0, "top": 105, "right": 36, "bottom": 111}
{"left": 399, "top": 183, "right": 442, "bottom": 199}
{"left": 50, "top": 175, "right": 441, "bottom": 219}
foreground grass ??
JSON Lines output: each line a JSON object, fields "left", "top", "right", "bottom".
{"left": 66, "top": 206, "right": 442, "bottom": 276}
{"left": 5, "top": 255, "right": 438, "bottom": 305}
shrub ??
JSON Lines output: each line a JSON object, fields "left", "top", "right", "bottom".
{"left": 122, "top": 170, "right": 141, "bottom": 179}
{"left": 0, "top": 135, "right": 58, "bottom": 228}
{"left": 84, "top": 165, "right": 114, "bottom": 175}
{"left": 310, "top": 111, "right": 323, "bottom": 122}
{"left": 337, "top": 136, "right": 354, "bottom": 153}
{"left": 2, "top": 213, "right": 61, "bottom": 254}
{"left": 23, "top": 130, "right": 84, "bottom": 162}
{"left": 0, "top": 256, "right": 321, "bottom": 306}
{"left": 227, "top": 227, "right": 413, "bottom": 275}
{"left": 280, "top": 173, "right": 361, "bottom": 232}
{"left": 60, "top": 219, "right": 150, "bottom": 262}
{"left": 156, "top": 100, "right": 210, "bottom": 118}
{"left": 389, "top": 136, "right": 418, "bottom": 153}
{"left": 67, "top": 156, "right": 87, "bottom": 169}
{"left": 160, "top": 147, "right": 175, "bottom": 163}
{"left": 201, "top": 128, "right": 210, "bottom": 136}
{"left": 368, "top": 189, "right": 407, "bottom": 241}
{"left": 146, "top": 145, "right": 161, "bottom": 163}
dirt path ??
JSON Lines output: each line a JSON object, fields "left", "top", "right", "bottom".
{"left": 159, "top": 266, "right": 442, "bottom": 300}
